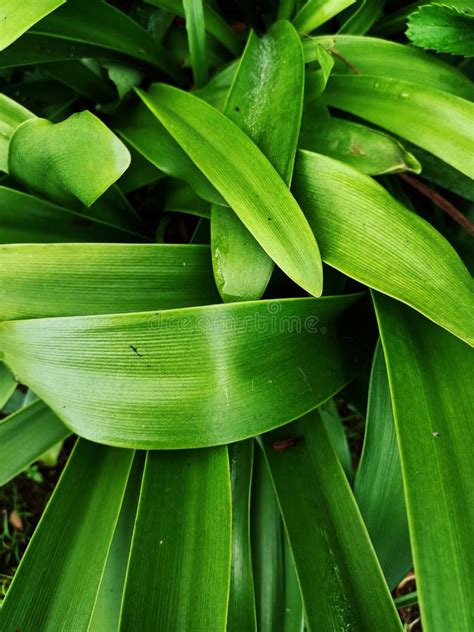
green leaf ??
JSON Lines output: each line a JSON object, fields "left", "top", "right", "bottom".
{"left": 0, "top": 440, "right": 134, "bottom": 631}
{"left": 407, "top": 3, "right": 474, "bottom": 56}
{"left": 41, "top": 59, "right": 117, "bottom": 103}
{"left": 0, "top": 94, "right": 35, "bottom": 172}
{"left": 303, "top": 35, "right": 474, "bottom": 99}
{"left": 322, "top": 75, "right": 474, "bottom": 178}
{"left": 293, "top": 151, "right": 474, "bottom": 345}
{"left": 89, "top": 453, "right": 144, "bottom": 632}
{"left": 261, "top": 411, "right": 403, "bottom": 631}
{"left": 338, "top": 0, "right": 385, "bottom": 34}
{"left": 0, "top": 295, "right": 364, "bottom": 448}
{"left": 116, "top": 100, "right": 224, "bottom": 205}
{"left": 183, "top": 0, "right": 208, "bottom": 87}
{"left": 0, "top": 0, "right": 65, "bottom": 51}
{"left": 299, "top": 105, "right": 421, "bottom": 175}
{"left": 293, "top": 0, "right": 356, "bottom": 34}
{"left": 354, "top": 342, "right": 411, "bottom": 589}
{"left": 0, "top": 362, "right": 16, "bottom": 408}
{"left": 211, "top": 21, "right": 305, "bottom": 302}
{"left": 138, "top": 84, "right": 323, "bottom": 297}
{"left": 32, "top": 0, "right": 175, "bottom": 75}
{"left": 228, "top": 441, "right": 257, "bottom": 632}
{"left": 146, "top": 0, "right": 240, "bottom": 55}
{"left": 163, "top": 180, "right": 211, "bottom": 218}
{"left": 0, "top": 243, "right": 219, "bottom": 320}
{"left": 0, "top": 186, "right": 141, "bottom": 243}
{"left": 0, "top": 399, "right": 71, "bottom": 486}
{"left": 320, "top": 398, "right": 353, "bottom": 479}
{"left": 119, "top": 447, "right": 231, "bottom": 630}
{"left": 373, "top": 293, "right": 474, "bottom": 631}
{"left": 9, "top": 110, "right": 131, "bottom": 207}
{"left": 194, "top": 61, "right": 239, "bottom": 110}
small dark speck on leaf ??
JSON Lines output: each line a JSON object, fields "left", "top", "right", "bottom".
{"left": 234, "top": 106, "right": 240, "bottom": 112}
{"left": 432, "top": 431, "right": 440, "bottom": 438}
{"left": 130, "top": 345, "right": 143, "bottom": 357}
{"left": 267, "top": 217, "right": 272, "bottom": 221}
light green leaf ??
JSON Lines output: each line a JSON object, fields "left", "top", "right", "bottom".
{"left": 373, "top": 293, "right": 474, "bottom": 631}
{"left": 322, "top": 75, "right": 474, "bottom": 178}
{"left": 183, "top": 0, "right": 208, "bottom": 87}
{"left": 407, "top": 3, "right": 474, "bottom": 56}
{"left": 0, "top": 399, "right": 71, "bottom": 486}
{"left": 9, "top": 110, "right": 131, "bottom": 207}
{"left": 354, "top": 342, "right": 411, "bottom": 589}
{"left": 138, "top": 84, "right": 323, "bottom": 297}
{"left": 0, "top": 93, "right": 35, "bottom": 172}
{"left": 0, "top": 0, "right": 65, "bottom": 51}
{"left": 338, "top": 0, "right": 385, "bottom": 34}
{"left": 89, "top": 453, "right": 144, "bottom": 632}
{"left": 303, "top": 35, "right": 474, "bottom": 99}
{"left": 0, "top": 186, "right": 141, "bottom": 243}
{"left": 293, "top": 0, "right": 356, "bottom": 34}
{"left": 299, "top": 104, "right": 421, "bottom": 175}
{"left": 0, "top": 295, "right": 364, "bottom": 448}
{"left": 0, "top": 244, "right": 219, "bottom": 321}
{"left": 0, "top": 440, "right": 134, "bottom": 631}
{"left": 0, "top": 362, "right": 16, "bottom": 408}
{"left": 32, "top": 0, "right": 175, "bottom": 74}
{"left": 228, "top": 440, "right": 257, "bottom": 632}
{"left": 146, "top": 0, "right": 240, "bottom": 55}
{"left": 293, "top": 151, "right": 474, "bottom": 345}
{"left": 211, "top": 21, "right": 305, "bottom": 302}
{"left": 119, "top": 447, "right": 231, "bottom": 630}
{"left": 116, "top": 100, "right": 224, "bottom": 205}
{"left": 261, "top": 411, "right": 402, "bottom": 631}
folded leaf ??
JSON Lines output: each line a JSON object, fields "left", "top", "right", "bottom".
{"left": 338, "top": 0, "right": 385, "bottom": 34}
{"left": 228, "top": 440, "right": 257, "bottom": 632}
{"left": 119, "top": 447, "right": 231, "bottom": 630}
{"left": 322, "top": 75, "right": 474, "bottom": 178}
{"left": 0, "top": 186, "right": 141, "bottom": 243}
{"left": 373, "top": 293, "right": 474, "bottom": 632}
{"left": 261, "top": 411, "right": 402, "bottom": 631}
{"left": 211, "top": 21, "right": 304, "bottom": 302}
{"left": 354, "top": 342, "right": 411, "bottom": 589}
{"left": 9, "top": 111, "right": 131, "bottom": 207}
{"left": 303, "top": 35, "right": 474, "bottom": 99}
{"left": 299, "top": 104, "right": 421, "bottom": 175}
{"left": 0, "top": 399, "right": 71, "bottom": 486}
{"left": 0, "top": 295, "right": 364, "bottom": 448}
{"left": 293, "top": 151, "right": 474, "bottom": 345}
{"left": 0, "top": 440, "right": 134, "bottom": 631}
{"left": 0, "top": 94, "right": 35, "bottom": 172}
{"left": 0, "top": 0, "right": 65, "bottom": 51}
{"left": 138, "top": 84, "right": 323, "bottom": 297}
{"left": 407, "top": 3, "right": 474, "bottom": 56}
{"left": 0, "top": 243, "right": 219, "bottom": 321}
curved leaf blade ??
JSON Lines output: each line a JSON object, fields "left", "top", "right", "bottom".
{"left": 293, "top": 0, "right": 355, "bottom": 34}
{"left": 354, "top": 342, "right": 411, "bottom": 589}
{"left": 322, "top": 75, "right": 474, "bottom": 178}
{"left": 183, "top": 0, "right": 208, "bottom": 87}
{"left": 0, "top": 399, "right": 71, "bottom": 486}
{"left": 0, "top": 0, "right": 65, "bottom": 51}
{"left": 261, "top": 411, "right": 403, "bottom": 631}
{"left": 0, "top": 440, "right": 134, "bottom": 631}
{"left": 211, "top": 20, "right": 305, "bottom": 302}
{"left": 373, "top": 293, "right": 474, "bottom": 631}
{"left": 138, "top": 84, "right": 323, "bottom": 297}
{"left": 293, "top": 150, "right": 474, "bottom": 345}
{"left": 0, "top": 295, "right": 364, "bottom": 448}
{"left": 0, "top": 243, "right": 220, "bottom": 320}
{"left": 119, "top": 447, "right": 231, "bottom": 630}
{"left": 407, "top": 3, "right": 474, "bottom": 56}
